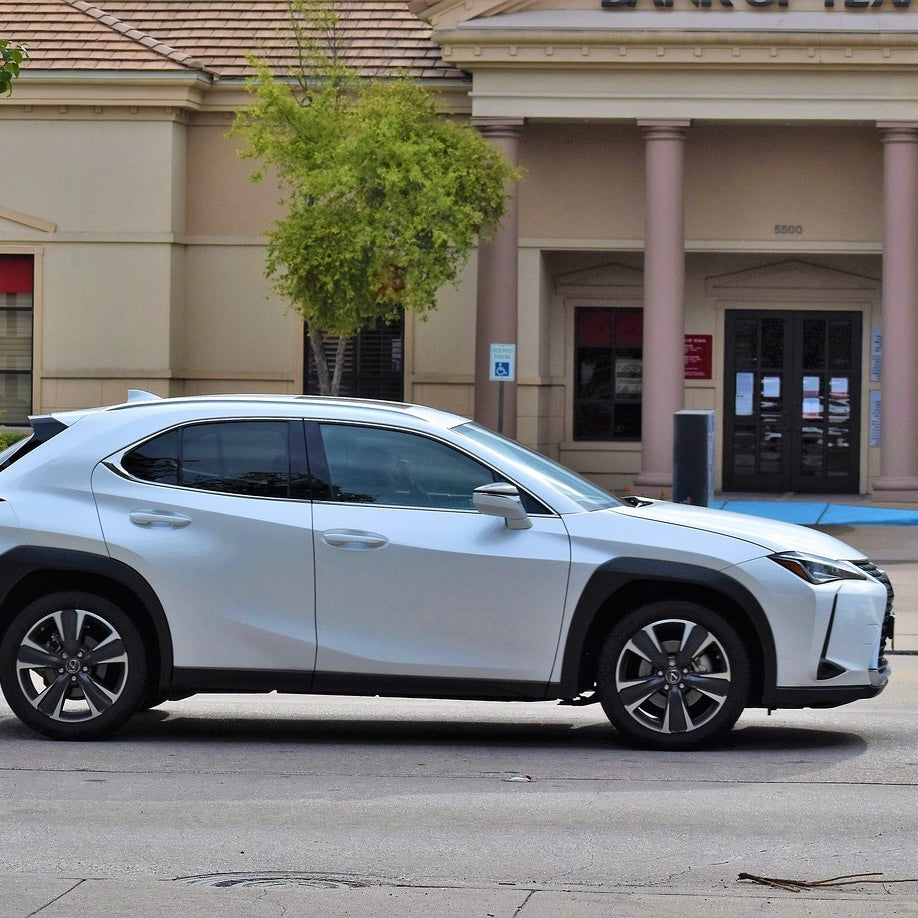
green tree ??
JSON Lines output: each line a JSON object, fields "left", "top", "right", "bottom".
{"left": 0, "top": 40, "right": 26, "bottom": 95}
{"left": 232, "top": 1, "right": 520, "bottom": 395}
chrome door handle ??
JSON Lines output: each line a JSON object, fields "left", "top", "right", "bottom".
{"left": 129, "top": 510, "right": 192, "bottom": 528}
{"left": 322, "top": 529, "right": 388, "bottom": 550}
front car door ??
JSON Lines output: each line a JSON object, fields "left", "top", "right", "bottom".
{"left": 309, "top": 422, "right": 572, "bottom": 690}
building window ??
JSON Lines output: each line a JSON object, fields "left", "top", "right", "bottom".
{"left": 304, "top": 315, "right": 404, "bottom": 400}
{"left": 573, "top": 307, "right": 643, "bottom": 441}
{"left": 0, "top": 255, "right": 33, "bottom": 426}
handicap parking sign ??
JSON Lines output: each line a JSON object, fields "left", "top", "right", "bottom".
{"left": 489, "top": 344, "right": 516, "bottom": 381}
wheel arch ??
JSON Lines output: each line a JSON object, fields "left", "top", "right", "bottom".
{"left": 0, "top": 546, "right": 173, "bottom": 701}
{"left": 558, "top": 558, "right": 777, "bottom": 707}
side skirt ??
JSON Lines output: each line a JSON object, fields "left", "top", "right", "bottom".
{"left": 171, "top": 668, "right": 557, "bottom": 703}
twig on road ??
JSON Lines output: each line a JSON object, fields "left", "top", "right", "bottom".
{"left": 738, "top": 871, "right": 918, "bottom": 892}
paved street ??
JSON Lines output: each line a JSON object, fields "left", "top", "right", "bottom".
{"left": 0, "top": 655, "right": 916, "bottom": 916}
{"left": 0, "top": 522, "right": 914, "bottom": 916}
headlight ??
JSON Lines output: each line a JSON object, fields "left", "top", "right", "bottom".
{"left": 770, "top": 551, "right": 868, "bottom": 584}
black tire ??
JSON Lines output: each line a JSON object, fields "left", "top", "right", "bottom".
{"left": 596, "top": 600, "right": 750, "bottom": 750}
{"left": 0, "top": 592, "right": 147, "bottom": 740}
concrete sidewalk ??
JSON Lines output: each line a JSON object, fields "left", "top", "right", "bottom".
{"left": 5, "top": 872, "right": 918, "bottom": 917}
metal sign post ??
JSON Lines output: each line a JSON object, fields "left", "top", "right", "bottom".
{"left": 488, "top": 343, "right": 517, "bottom": 434}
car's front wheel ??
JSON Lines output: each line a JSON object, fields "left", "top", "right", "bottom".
{"left": 597, "top": 600, "right": 750, "bottom": 750}
{"left": 0, "top": 592, "right": 147, "bottom": 740}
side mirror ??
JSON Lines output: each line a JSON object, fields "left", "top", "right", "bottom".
{"left": 472, "top": 482, "right": 532, "bottom": 530}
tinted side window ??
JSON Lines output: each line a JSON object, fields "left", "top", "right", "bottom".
{"left": 319, "top": 424, "right": 496, "bottom": 510}
{"left": 122, "top": 421, "right": 293, "bottom": 498}
{"left": 122, "top": 428, "right": 180, "bottom": 485}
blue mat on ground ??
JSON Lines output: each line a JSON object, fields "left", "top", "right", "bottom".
{"left": 716, "top": 501, "right": 918, "bottom": 526}
{"left": 818, "top": 504, "right": 918, "bottom": 525}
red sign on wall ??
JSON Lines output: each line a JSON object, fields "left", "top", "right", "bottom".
{"left": 684, "top": 334, "right": 713, "bottom": 379}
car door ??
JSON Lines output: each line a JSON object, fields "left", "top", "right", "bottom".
{"left": 91, "top": 419, "right": 318, "bottom": 672}
{"left": 310, "top": 423, "right": 572, "bottom": 685}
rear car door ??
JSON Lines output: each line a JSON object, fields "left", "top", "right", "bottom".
{"left": 91, "top": 419, "right": 317, "bottom": 671}
{"left": 310, "top": 423, "right": 572, "bottom": 685}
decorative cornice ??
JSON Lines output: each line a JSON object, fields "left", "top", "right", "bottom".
{"left": 435, "top": 25, "right": 918, "bottom": 69}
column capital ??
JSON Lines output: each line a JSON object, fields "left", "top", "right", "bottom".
{"left": 472, "top": 117, "right": 525, "bottom": 138}
{"left": 638, "top": 119, "right": 691, "bottom": 140}
{"left": 877, "top": 122, "right": 918, "bottom": 143}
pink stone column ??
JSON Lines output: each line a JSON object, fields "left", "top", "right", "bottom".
{"left": 473, "top": 119, "right": 523, "bottom": 438}
{"left": 874, "top": 123, "right": 918, "bottom": 500}
{"left": 634, "top": 121, "right": 690, "bottom": 491}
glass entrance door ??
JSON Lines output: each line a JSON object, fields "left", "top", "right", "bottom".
{"left": 723, "top": 311, "right": 861, "bottom": 493}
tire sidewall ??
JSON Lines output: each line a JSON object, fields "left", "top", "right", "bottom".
{"left": 0, "top": 591, "right": 147, "bottom": 740}
{"left": 597, "top": 599, "right": 750, "bottom": 750}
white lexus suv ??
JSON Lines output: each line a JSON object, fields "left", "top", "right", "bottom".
{"left": 0, "top": 392, "right": 894, "bottom": 749}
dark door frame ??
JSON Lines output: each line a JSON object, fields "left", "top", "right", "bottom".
{"left": 723, "top": 309, "right": 862, "bottom": 494}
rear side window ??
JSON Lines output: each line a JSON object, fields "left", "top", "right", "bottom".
{"left": 0, "top": 417, "right": 66, "bottom": 473}
{"left": 122, "top": 420, "right": 302, "bottom": 499}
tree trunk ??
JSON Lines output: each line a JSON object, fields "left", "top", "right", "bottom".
{"left": 330, "top": 336, "right": 348, "bottom": 396}
{"left": 307, "top": 324, "right": 331, "bottom": 394}
{"left": 307, "top": 323, "right": 352, "bottom": 396}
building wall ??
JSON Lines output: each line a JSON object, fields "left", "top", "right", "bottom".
{"left": 2, "top": 115, "right": 187, "bottom": 408}
{"left": 488, "top": 121, "right": 884, "bottom": 492}
{"left": 0, "top": 101, "right": 888, "bottom": 493}
{"left": 0, "top": 6, "right": 906, "bottom": 495}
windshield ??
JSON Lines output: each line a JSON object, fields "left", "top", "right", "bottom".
{"left": 457, "top": 423, "right": 621, "bottom": 512}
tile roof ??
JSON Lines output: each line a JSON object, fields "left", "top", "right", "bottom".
{"left": 0, "top": 0, "right": 463, "bottom": 81}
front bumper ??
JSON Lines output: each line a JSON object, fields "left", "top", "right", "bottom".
{"left": 771, "top": 658, "right": 891, "bottom": 709}
{"left": 772, "top": 557, "right": 895, "bottom": 709}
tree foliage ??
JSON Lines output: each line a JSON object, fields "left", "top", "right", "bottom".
{"left": 232, "top": 1, "right": 520, "bottom": 394}
{"left": 0, "top": 40, "right": 26, "bottom": 95}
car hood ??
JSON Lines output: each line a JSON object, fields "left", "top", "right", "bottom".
{"left": 606, "top": 499, "right": 866, "bottom": 560}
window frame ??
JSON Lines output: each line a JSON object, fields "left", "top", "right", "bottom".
{"left": 308, "top": 421, "right": 552, "bottom": 515}
{"left": 0, "top": 254, "right": 35, "bottom": 426}
{"left": 117, "top": 418, "right": 313, "bottom": 501}
{"left": 572, "top": 306, "right": 644, "bottom": 443}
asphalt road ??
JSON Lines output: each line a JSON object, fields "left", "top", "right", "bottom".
{"left": 1, "top": 659, "right": 916, "bottom": 916}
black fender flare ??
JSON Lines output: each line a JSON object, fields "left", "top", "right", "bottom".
{"left": 558, "top": 557, "right": 778, "bottom": 705}
{"left": 0, "top": 545, "right": 173, "bottom": 697}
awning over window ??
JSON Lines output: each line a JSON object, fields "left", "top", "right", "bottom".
{"left": 0, "top": 256, "right": 33, "bottom": 294}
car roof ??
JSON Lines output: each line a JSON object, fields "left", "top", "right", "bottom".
{"left": 40, "top": 392, "right": 472, "bottom": 433}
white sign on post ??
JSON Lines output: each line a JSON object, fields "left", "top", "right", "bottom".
{"left": 489, "top": 343, "right": 516, "bottom": 382}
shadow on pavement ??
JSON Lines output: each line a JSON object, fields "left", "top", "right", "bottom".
{"left": 100, "top": 707, "right": 869, "bottom": 758}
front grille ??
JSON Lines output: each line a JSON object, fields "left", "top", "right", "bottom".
{"left": 852, "top": 559, "right": 895, "bottom": 658}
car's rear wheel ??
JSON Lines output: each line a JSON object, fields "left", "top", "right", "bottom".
{"left": 0, "top": 592, "right": 147, "bottom": 740}
{"left": 597, "top": 600, "right": 750, "bottom": 750}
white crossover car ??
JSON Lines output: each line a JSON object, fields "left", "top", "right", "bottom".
{"left": 0, "top": 393, "right": 894, "bottom": 749}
